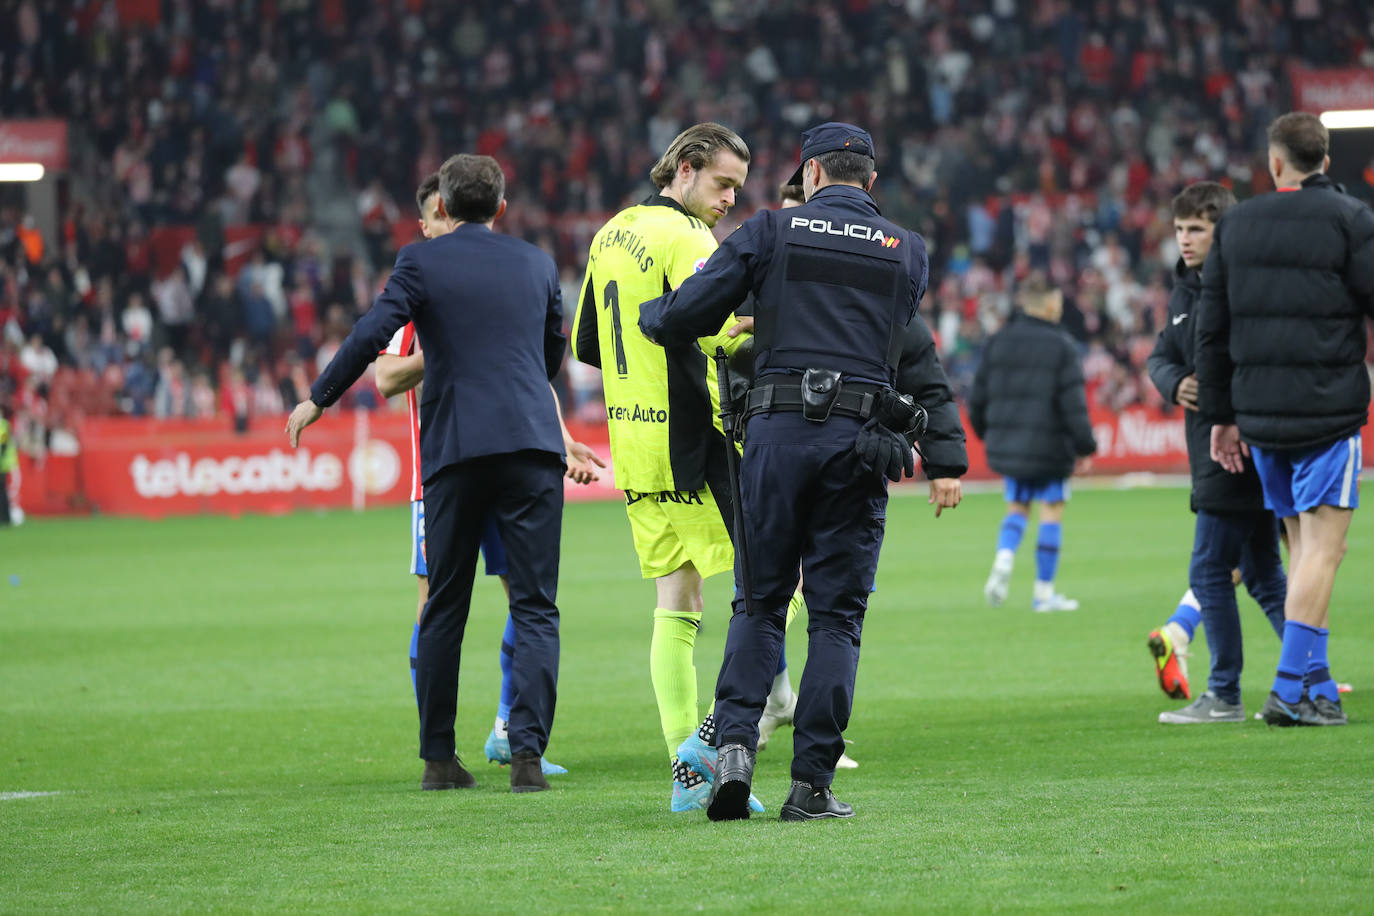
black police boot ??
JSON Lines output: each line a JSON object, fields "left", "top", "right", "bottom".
{"left": 780, "top": 780, "right": 854, "bottom": 821}
{"left": 706, "top": 743, "right": 756, "bottom": 822}
{"left": 510, "top": 751, "right": 551, "bottom": 793}
{"left": 421, "top": 756, "right": 477, "bottom": 791}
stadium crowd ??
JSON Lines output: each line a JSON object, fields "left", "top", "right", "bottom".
{"left": 3, "top": 0, "right": 1374, "bottom": 454}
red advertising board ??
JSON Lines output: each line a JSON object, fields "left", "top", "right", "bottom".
{"left": 1289, "top": 66, "right": 1374, "bottom": 113}
{"left": 65, "top": 412, "right": 621, "bottom": 518}
{"left": 12, "top": 406, "right": 1371, "bottom": 519}
{"left": 0, "top": 120, "right": 68, "bottom": 170}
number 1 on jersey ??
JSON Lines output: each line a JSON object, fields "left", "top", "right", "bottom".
{"left": 604, "top": 280, "right": 629, "bottom": 377}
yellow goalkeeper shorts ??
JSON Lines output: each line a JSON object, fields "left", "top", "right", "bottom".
{"left": 625, "top": 486, "right": 734, "bottom": 580}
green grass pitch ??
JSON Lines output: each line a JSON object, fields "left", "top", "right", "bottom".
{"left": 2, "top": 487, "right": 1372, "bottom": 912}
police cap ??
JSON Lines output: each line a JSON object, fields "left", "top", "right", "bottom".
{"left": 787, "top": 122, "right": 876, "bottom": 185}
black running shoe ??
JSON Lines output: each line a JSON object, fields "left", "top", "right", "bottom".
{"left": 1260, "top": 691, "right": 1302, "bottom": 727}
{"left": 1298, "top": 694, "right": 1349, "bottom": 726}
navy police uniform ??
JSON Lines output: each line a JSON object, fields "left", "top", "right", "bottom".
{"left": 310, "top": 222, "right": 567, "bottom": 773}
{"left": 640, "top": 124, "right": 936, "bottom": 811}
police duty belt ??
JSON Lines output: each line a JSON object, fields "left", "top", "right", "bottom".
{"left": 743, "top": 370, "right": 882, "bottom": 425}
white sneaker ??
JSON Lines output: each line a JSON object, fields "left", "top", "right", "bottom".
{"left": 984, "top": 553, "right": 1014, "bottom": 606}
{"left": 836, "top": 751, "right": 859, "bottom": 769}
{"left": 758, "top": 691, "right": 796, "bottom": 751}
{"left": 1032, "top": 593, "right": 1079, "bottom": 612}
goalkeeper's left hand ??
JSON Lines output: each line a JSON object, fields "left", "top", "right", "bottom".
{"left": 725, "top": 315, "right": 754, "bottom": 338}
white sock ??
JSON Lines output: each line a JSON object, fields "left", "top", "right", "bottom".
{"left": 995, "top": 548, "right": 1015, "bottom": 567}
{"left": 767, "top": 670, "right": 795, "bottom": 709}
{"left": 1164, "top": 621, "right": 1190, "bottom": 651}
{"left": 493, "top": 717, "right": 508, "bottom": 739}
{"left": 1033, "top": 580, "right": 1053, "bottom": 601}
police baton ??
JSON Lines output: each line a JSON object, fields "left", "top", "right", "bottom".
{"left": 714, "top": 346, "right": 757, "bottom": 617}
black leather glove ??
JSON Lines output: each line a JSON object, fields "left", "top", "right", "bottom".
{"left": 855, "top": 417, "right": 916, "bottom": 482}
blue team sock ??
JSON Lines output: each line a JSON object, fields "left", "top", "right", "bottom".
{"left": 1306, "top": 627, "right": 1339, "bottom": 702}
{"left": 409, "top": 623, "right": 420, "bottom": 707}
{"left": 1273, "top": 621, "right": 1321, "bottom": 704}
{"left": 997, "top": 513, "right": 1028, "bottom": 553}
{"left": 497, "top": 615, "right": 517, "bottom": 723}
{"left": 775, "top": 645, "right": 787, "bottom": 676}
{"left": 1166, "top": 589, "right": 1202, "bottom": 642}
{"left": 1035, "top": 522, "right": 1062, "bottom": 584}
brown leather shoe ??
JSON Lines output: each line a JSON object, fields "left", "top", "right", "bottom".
{"left": 421, "top": 756, "right": 476, "bottom": 790}
{"left": 510, "top": 751, "right": 551, "bottom": 793}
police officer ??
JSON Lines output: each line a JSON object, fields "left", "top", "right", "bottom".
{"left": 639, "top": 123, "right": 962, "bottom": 822}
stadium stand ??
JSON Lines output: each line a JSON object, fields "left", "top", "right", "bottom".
{"left": 3, "top": 0, "right": 1373, "bottom": 465}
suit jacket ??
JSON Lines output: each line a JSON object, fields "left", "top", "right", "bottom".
{"left": 311, "top": 223, "right": 567, "bottom": 483}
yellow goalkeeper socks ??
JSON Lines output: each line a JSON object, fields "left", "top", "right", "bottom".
{"left": 650, "top": 608, "right": 702, "bottom": 760}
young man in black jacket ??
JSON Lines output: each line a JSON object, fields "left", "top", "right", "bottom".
{"left": 1196, "top": 112, "right": 1374, "bottom": 726}
{"left": 1145, "top": 182, "right": 1288, "bottom": 723}
{"left": 971, "top": 274, "right": 1096, "bottom": 612}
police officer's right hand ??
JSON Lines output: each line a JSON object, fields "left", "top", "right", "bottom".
{"left": 855, "top": 418, "right": 916, "bottom": 482}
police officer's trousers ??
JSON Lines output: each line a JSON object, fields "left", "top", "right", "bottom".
{"left": 713, "top": 411, "right": 887, "bottom": 787}
{"left": 417, "top": 450, "right": 564, "bottom": 762}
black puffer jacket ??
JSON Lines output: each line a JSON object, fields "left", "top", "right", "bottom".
{"left": 1196, "top": 174, "right": 1374, "bottom": 450}
{"left": 969, "top": 312, "right": 1097, "bottom": 480}
{"left": 1147, "top": 259, "right": 1266, "bottom": 513}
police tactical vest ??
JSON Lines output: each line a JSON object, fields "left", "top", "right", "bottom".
{"left": 754, "top": 203, "right": 912, "bottom": 384}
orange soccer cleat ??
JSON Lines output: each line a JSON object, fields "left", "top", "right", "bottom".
{"left": 1148, "top": 625, "right": 1191, "bottom": 700}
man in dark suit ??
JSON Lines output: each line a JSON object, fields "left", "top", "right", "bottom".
{"left": 286, "top": 154, "right": 567, "bottom": 792}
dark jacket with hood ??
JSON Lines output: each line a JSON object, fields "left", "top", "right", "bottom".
{"left": 1148, "top": 258, "right": 1267, "bottom": 513}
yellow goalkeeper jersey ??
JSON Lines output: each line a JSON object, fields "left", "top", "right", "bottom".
{"left": 572, "top": 195, "right": 747, "bottom": 493}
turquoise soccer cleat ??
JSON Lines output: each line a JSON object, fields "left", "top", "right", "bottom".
{"left": 484, "top": 729, "right": 510, "bottom": 763}
{"left": 675, "top": 734, "right": 717, "bottom": 781}
{"left": 484, "top": 729, "right": 568, "bottom": 775}
{"left": 670, "top": 760, "right": 710, "bottom": 812}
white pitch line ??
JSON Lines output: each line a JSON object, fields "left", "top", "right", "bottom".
{"left": 0, "top": 791, "right": 62, "bottom": 801}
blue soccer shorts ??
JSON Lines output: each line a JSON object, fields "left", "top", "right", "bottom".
{"left": 410, "top": 500, "right": 509, "bottom": 577}
{"left": 1251, "top": 433, "right": 1362, "bottom": 518}
{"left": 1004, "top": 477, "right": 1070, "bottom": 504}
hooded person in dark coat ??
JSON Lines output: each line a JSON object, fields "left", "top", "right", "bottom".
{"left": 1144, "top": 181, "right": 1290, "bottom": 724}
{"left": 969, "top": 272, "right": 1096, "bottom": 613}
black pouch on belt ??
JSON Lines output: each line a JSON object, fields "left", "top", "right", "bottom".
{"left": 800, "top": 368, "right": 842, "bottom": 422}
